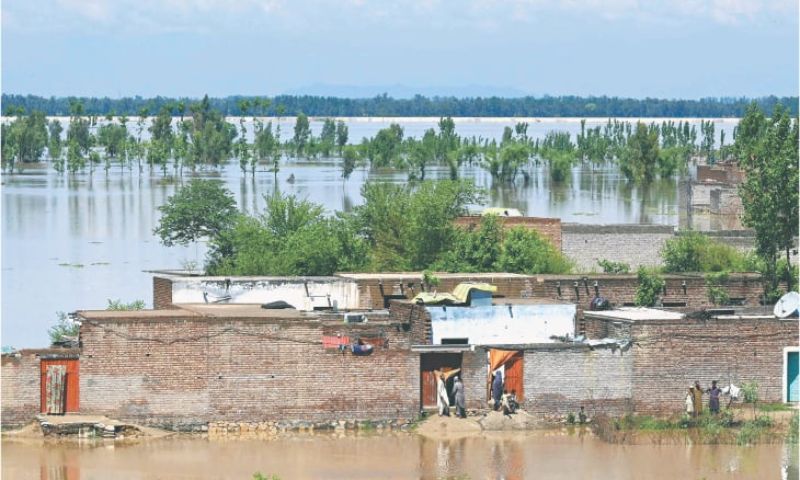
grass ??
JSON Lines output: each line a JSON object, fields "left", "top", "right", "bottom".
{"left": 595, "top": 410, "right": 784, "bottom": 445}
{"left": 758, "top": 402, "right": 794, "bottom": 412}
{"left": 787, "top": 412, "right": 799, "bottom": 444}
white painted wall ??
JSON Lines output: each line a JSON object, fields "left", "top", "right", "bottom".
{"left": 171, "top": 279, "right": 361, "bottom": 311}
{"left": 428, "top": 304, "right": 576, "bottom": 345}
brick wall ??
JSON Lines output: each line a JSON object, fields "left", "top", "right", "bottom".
{"left": 79, "top": 315, "right": 418, "bottom": 429}
{"left": 153, "top": 276, "right": 174, "bottom": 309}
{"left": 561, "top": 224, "right": 675, "bottom": 271}
{"left": 1, "top": 352, "right": 40, "bottom": 428}
{"left": 629, "top": 317, "right": 798, "bottom": 415}
{"left": 522, "top": 345, "right": 633, "bottom": 418}
{"left": 454, "top": 216, "right": 562, "bottom": 251}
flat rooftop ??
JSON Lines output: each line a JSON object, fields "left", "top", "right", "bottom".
{"left": 584, "top": 307, "right": 685, "bottom": 322}
{"left": 337, "top": 272, "right": 527, "bottom": 280}
{"left": 79, "top": 304, "right": 391, "bottom": 322}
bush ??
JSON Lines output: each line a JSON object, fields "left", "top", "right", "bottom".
{"left": 705, "top": 271, "right": 730, "bottom": 305}
{"left": 48, "top": 311, "right": 79, "bottom": 344}
{"left": 598, "top": 259, "right": 630, "bottom": 274}
{"left": 497, "top": 227, "right": 573, "bottom": 274}
{"left": 635, "top": 267, "right": 665, "bottom": 307}
{"left": 662, "top": 232, "right": 748, "bottom": 273}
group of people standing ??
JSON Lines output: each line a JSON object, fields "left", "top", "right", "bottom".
{"left": 437, "top": 373, "right": 466, "bottom": 418}
{"left": 685, "top": 380, "right": 722, "bottom": 416}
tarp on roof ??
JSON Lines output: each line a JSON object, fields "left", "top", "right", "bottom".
{"left": 412, "top": 283, "right": 497, "bottom": 305}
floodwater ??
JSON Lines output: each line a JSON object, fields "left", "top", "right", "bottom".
{"left": 2, "top": 431, "right": 794, "bottom": 480}
{"left": 1, "top": 118, "right": 734, "bottom": 348}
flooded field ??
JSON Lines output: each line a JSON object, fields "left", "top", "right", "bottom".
{"left": 2, "top": 431, "right": 794, "bottom": 480}
{"left": 1, "top": 118, "right": 731, "bottom": 348}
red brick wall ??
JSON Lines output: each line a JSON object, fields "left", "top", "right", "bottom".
{"left": 153, "top": 276, "right": 174, "bottom": 310}
{"left": 1, "top": 353, "right": 40, "bottom": 428}
{"left": 356, "top": 273, "right": 766, "bottom": 318}
{"left": 454, "top": 216, "right": 562, "bottom": 251}
{"left": 630, "top": 318, "right": 798, "bottom": 414}
{"left": 79, "top": 316, "right": 418, "bottom": 429}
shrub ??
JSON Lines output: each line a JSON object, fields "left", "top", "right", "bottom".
{"left": 662, "top": 232, "right": 748, "bottom": 273}
{"left": 598, "top": 259, "right": 630, "bottom": 274}
{"left": 705, "top": 271, "right": 730, "bottom": 305}
{"left": 497, "top": 227, "right": 573, "bottom": 274}
{"left": 566, "top": 413, "right": 575, "bottom": 424}
{"left": 48, "top": 311, "right": 79, "bottom": 344}
{"left": 635, "top": 267, "right": 665, "bottom": 307}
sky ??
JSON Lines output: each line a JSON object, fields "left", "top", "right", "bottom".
{"left": 1, "top": 0, "right": 798, "bottom": 98}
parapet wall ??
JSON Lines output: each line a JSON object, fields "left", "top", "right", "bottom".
{"left": 454, "top": 216, "right": 562, "bottom": 251}
{"left": 561, "top": 224, "right": 675, "bottom": 272}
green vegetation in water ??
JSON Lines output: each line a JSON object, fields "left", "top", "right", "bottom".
{"left": 599, "top": 411, "right": 785, "bottom": 445}
{"left": 252, "top": 474, "right": 281, "bottom": 480}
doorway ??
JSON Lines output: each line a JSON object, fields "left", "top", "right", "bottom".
{"left": 40, "top": 358, "right": 79, "bottom": 414}
{"left": 785, "top": 347, "right": 799, "bottom": 403}
{"left": 420, "top": 353, "right": 462, "bottom": 409}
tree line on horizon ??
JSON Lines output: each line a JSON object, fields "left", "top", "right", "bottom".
{"left": 0, "top": 93, "right": 736, "bottom": 187}
{"left": 2, "top": 93, "right": 797, "bottom": 118}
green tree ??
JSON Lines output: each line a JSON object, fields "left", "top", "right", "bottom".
{"left": 48, "top": 120, "right": 64, "bottom": 168}
{"left": 335, "top": 120, "right": 349, "bottom": 155}
{"left": 620, "top": 122, "right": 660, "bottom": 183}
{"left": 154, "top": 179, "right": 239, "bottom": 247}
{"left": 342, "top": 145, "right": 358, "bottom": 179}
{"left": 735, "top": 103, "right": 799, "bottom": 294}
{"left": 293, "top": 112, "right": 311, "bottom": 157}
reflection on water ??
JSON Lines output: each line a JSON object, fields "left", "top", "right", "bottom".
{"left": 1, "top": 431, "right": 790, "bottom": 480}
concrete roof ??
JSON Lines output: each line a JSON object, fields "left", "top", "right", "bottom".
{"left": 78, "top": 304, "right": 391, "bottom": 322}
{"left": 337, "top": 272, "right": 527, "bottom": 280}
{"left": 584, "top": 307, "right": 685, "bottom": 322}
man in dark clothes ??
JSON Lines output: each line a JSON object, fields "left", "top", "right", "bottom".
{"left": 453, "top": 376, "right": 466, "bottom": 418}
{"left": 709, "top": 380, "right": 721, "bottom": 414}
{"left": 492, "top": 370, "right": 503, "bottom": 411}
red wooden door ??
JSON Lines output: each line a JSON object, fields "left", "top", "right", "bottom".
{"left": 40, "top": 359, "right": 79, "bottom": 413}
{"left": 503, "top": 353, "right": 524, "bottom": 401}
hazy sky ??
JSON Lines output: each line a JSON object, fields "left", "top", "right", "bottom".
{"left": 2, "top": 0, "right": 798, "bottom": 98}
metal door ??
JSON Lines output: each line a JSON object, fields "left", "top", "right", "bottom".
{"left": 788, "top": 352, "right": 799, "bottom": 402}
{"left": 40, "top": 359, "right": 79, "bottom": 413}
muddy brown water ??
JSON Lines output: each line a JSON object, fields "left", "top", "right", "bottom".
{"left": 2, "top": 431, "right": 794, "bottom": 479}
